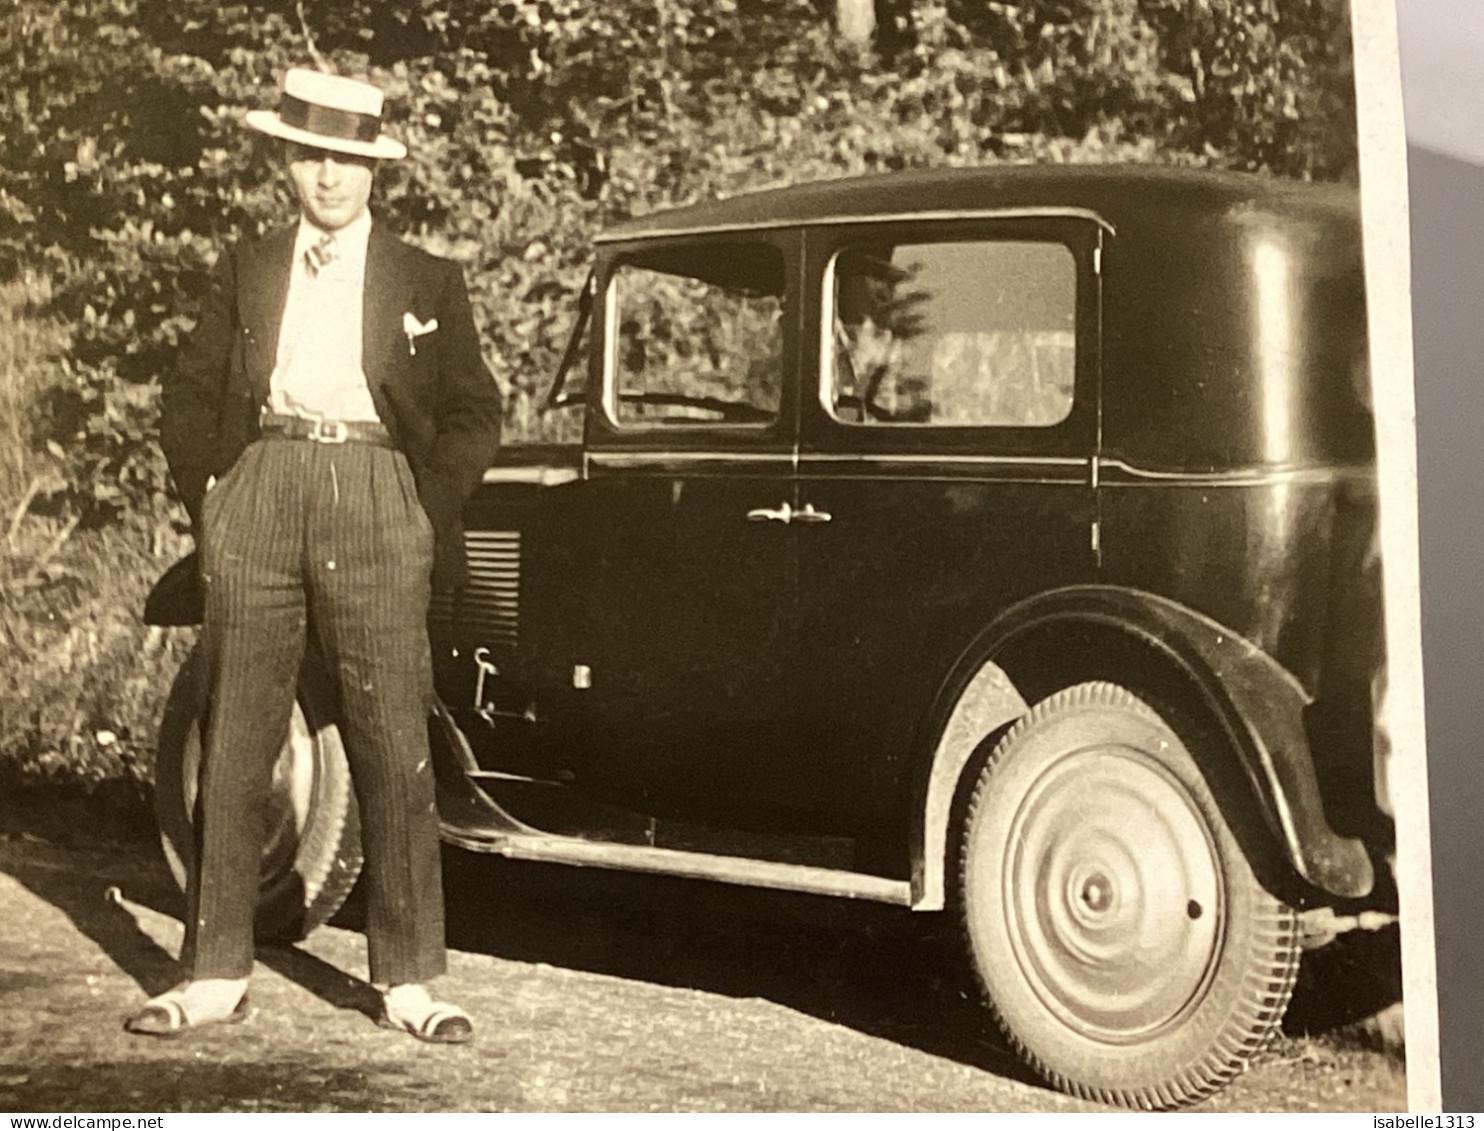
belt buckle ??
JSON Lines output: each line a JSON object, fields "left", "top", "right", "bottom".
{"left": 310, "top": 419, "right": 349, "bottom": 444}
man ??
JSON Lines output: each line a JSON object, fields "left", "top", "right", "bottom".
{"left": 126, "top": 68, "right": 501, "bottom": 1043}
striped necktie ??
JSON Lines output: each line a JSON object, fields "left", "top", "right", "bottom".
{"left": 305, "top": 230, "right": 337, "bottom": 276}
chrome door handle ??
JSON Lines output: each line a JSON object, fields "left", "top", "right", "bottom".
{"left": 746, "top": 502, "right": 793, "bottom": 523}
{"left": 744, "top": 502, "right": 831, "bottom": 525}
{"left": 794, "top": 502, "right": 832, "bottom": 524}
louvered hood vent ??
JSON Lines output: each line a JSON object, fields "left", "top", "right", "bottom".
{"left": 427, "top": 530, "right": 520, "bottom": 647}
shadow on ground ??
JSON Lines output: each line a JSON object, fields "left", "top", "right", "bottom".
{"left": 0, "top": 836, "right": 382, "bottom": 1027}
{"left": 0, "top": 776, "right": 155, "bottom": 848}
{"left": 0, "top": 833, "right": 1034, "bottom": 1087}
{"left": 1, "top": 830, "right": 1403, "bottom": 1095}
{"left": 0, "top": 837, "right": 183, "bottom": 997}
{"left": 436, "top": 846, "right": 1036, "bottom": 1083}
{"left": 0, "top": 1060, "right": 439, "bottom": 1113}
{"left": 1285, "top": 924, "right": 1405, "bottom": 1038}
{"left": 434, "top": 849, "right": 1403, "bottom": 1065}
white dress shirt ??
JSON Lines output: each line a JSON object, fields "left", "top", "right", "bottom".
{"left": 267, "top": 209, "right": 382, "bottom": 423}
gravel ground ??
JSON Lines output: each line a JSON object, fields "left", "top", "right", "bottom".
{"left": 0, "top": 836, "right": 1407, "bottom": 1113}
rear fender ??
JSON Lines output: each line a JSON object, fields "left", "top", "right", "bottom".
{"left": 910, "top": 662, "right": 1028, "bottom": 911}
{"left": 911, "top": 585, "right": 1374, "bottom": 909}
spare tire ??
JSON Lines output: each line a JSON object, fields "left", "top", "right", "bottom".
{"left": 154, "top": 645, "right": 362, "bottom": 943}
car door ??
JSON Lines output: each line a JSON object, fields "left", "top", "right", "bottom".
{"left": 791, "top": 216, "right": 1106, "bottom": 830}
{"left": 566, "top": 233, "right": 805, "bottom": 818}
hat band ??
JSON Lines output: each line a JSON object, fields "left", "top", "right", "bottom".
{"left": 278, "top": 93, "right": 382, "bottom": 145}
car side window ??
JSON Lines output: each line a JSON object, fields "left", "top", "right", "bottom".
{"left": 608, "top": 242, "right": 785, "bottom": 428}
{"left": 827, "top": 240, "right": 1076, "bottom": 427}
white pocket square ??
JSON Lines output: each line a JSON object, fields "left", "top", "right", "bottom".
{"left": 403, "top": 312, "right": 439, "bottom": 355}
{"left": 402, "top": 312, "right": 439, "bottom": 336}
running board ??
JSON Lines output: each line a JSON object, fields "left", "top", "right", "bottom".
{"left": 440, "top": 820, "right": 913, "bottom": 906}
{"left": 431, "top": 712, "right": 910, "bottom": 906}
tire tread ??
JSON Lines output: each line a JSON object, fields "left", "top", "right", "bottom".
{"left": 154, "top": 648, "right": 363, "bottom": 945}
{"left": 958, "top": 680, "right": 1301, "bottom": 1111}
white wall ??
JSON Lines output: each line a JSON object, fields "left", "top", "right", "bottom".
{"left": 1397, "top": 0, "right": 1484, "bottom": 163}
{"left": 1398, "top": 0, "right": 1484, "bottom": 1112}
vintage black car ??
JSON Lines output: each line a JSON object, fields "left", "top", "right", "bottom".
{"left": 150, "top": 164, "right": 1392, "bottom": 1110}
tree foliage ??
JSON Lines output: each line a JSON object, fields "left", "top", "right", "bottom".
{"left": 0, "top": 0, "right": 1356, "bottom": 528}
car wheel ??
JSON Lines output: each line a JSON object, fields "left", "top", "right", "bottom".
{"left": 959, "top": 681, "right": 1300, "bottom": 1109}
{"left": 154, "top": 646, "right": 362, "bottom": 944}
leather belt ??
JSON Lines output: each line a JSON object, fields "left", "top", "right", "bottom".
{"left": 259, "top": 412, "right": 394, "bottom": 448}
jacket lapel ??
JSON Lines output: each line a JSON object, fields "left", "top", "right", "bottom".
{"left": 363, "top": 224, "right": 409, "bottom": 392}
{"left": 239, "top": 226, "right": 296, "bottom": 402}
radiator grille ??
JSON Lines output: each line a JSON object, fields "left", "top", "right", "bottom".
{"left": 427, "top": 530, "right": 520, "bottom": 647}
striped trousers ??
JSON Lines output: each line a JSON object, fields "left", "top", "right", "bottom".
{"left": 185, "top": 437, "right": 446, "bottom": 985}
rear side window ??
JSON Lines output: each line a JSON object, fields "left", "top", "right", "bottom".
{"left": 826, "top": 240, "right": 1076, "bottom": 427}
{"left": 608, "top": 242, "right": 785, "bottom": 428}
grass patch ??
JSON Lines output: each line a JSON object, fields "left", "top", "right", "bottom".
{"left": 1, "top": 524, "right": 195, "bottom": 785}
{"left": 0, "top": 520, "right": 196, "bottom": 840}
{"left": 1, "top": 272, "right": 194, "bottom": 840}
{"left": 0, "top": 271, "right": 66, "bottom": 505}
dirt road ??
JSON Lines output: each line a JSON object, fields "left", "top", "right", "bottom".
{"left": 0, "top": 836, "right": 1405, "bottom": 1113}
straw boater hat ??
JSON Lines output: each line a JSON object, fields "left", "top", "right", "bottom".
{"left": 245, "top": 68, "right": 407, "bottom": 160}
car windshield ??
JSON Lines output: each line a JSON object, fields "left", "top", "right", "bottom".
{"left": 544, "top": 272, "right": 595, "bottom": 412}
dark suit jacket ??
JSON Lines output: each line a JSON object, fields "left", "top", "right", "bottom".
{"left": 160, "top": 220, "right": 501, "bottom": 592}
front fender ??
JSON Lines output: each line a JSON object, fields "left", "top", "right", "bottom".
{"left": 143, "top": 551, "right": 203, "bottom": 627}
{"left": 912, "top": 585, "right": 1374, "bottom": 909}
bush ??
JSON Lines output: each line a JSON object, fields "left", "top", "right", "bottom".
{"left": 0, "top": 0, "right": 1356, "bottom": 528}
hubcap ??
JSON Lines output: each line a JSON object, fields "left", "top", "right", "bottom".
{"left": 1002, "top": 745, "right": 1225, "bottom": 1042}
{"left": 1079, "top": 874, "right": 1113, "bottom": 913}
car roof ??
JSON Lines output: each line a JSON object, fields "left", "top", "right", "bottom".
{"left": 595, "top": 163, "right": 1367, "bottom": 472}
{"left": 595, "top": 163, "right": 1357, "bottom": 243}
